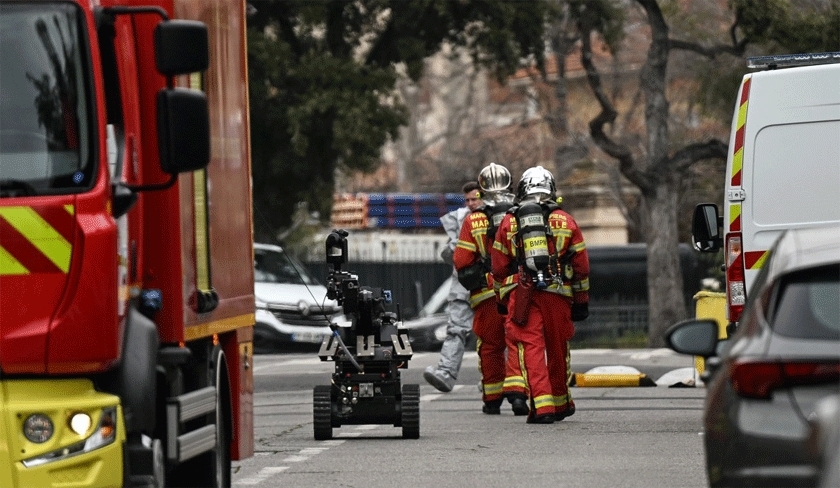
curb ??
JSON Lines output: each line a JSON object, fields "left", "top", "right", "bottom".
{"left": 569, "top": 366, "right": 702, "bottom": 388}
{"left": 571, "top": 372, "right": 657, "bottom": 387}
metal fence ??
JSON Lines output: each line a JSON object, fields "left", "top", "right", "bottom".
{"left": 574, "top": 298, "right": 649, "bottom": 341}
{"left": 305, "top": 244, "right": 701, "bottom": 340}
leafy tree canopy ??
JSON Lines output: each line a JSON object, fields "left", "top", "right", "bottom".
{"left": 247, "top": 0, "right": 547, "bottom": 241}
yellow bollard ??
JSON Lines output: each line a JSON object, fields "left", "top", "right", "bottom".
{"left": 693, "top": 291, "right": 728, "bottom": 375}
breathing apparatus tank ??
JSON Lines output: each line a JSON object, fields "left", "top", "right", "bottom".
{"left": 517, "top": 201, "right": 550, "bottom": 288}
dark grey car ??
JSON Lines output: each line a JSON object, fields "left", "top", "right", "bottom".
{"left": 666, "top": 224, "right": 840, "bottom": 487}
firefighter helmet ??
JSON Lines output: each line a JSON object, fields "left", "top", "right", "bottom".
{"left": 478, "top": 163, "right": 512, "bottom": 195}
{"left": 516, "top": 166, "right": 555, "bottom": 202}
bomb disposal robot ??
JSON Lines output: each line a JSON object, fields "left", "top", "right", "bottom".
{"left": 314, "top": 230, "right": 419, "bottom": 439}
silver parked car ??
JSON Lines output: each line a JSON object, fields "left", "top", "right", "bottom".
{"left": 401, "top": 276, "right": 478, "bottom": 351}
{"left": 253, "top": 243, "right": 348, "bottom": 353}
{"left": 665, "top": 224, "right": 840, "bottom": 487}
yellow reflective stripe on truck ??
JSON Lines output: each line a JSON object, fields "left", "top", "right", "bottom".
{"left": 0, "top": 206, "right": 73, "bottom": 275}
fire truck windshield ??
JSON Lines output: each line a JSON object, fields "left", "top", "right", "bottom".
{"left": 0, "top": 2, "right": 94, "bottom": 198}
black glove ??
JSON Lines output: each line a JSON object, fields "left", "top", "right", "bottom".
{"left": 440, "top": 247, "right": 454, "bottom": 265}
{"left": 496, "top": 301, "right": 508, "bottom": 316}
{"left": 571, "top": 302, "right": 589, "bottom": 322}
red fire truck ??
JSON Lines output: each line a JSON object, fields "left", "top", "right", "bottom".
{"left": 0, "top": 0, "right": 254, "bottom": 486}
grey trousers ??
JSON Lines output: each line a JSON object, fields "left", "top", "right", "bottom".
{"left": 435, "top": 298, "right": 474, "bottom": 379}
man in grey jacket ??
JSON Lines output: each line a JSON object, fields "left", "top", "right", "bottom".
{"left": 423, "top": 181, "right": 482, "bottom": 392}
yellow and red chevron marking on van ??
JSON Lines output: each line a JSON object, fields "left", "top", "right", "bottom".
{"left": 744, "top": 250, "right": 768, "bottom": 270}
{"left": 0, "top": 205, "right": 74, "bottom": 275}
{"left": 729, "top": 203, "right": 741, "bottom": 232}
{"left": 730, "top": 76, "right": 751, "bottom": 187}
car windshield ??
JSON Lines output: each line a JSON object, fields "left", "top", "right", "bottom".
{"left": 254, "top": 248, "right": 319, "bottom": 286}
{"left": 770, "top": 265, "right": 840, "bottom": 340}
{"left": 0, "top": 2, "right": 94, "bottom": 197}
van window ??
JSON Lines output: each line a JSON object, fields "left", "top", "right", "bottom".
{"left": 752, "top": 120, "right": 840, "bottom": 226}
{"left": 769, "top": 265, "right": 840, "bottom": 340}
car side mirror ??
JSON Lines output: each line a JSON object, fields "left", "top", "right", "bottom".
{"left": 664, "top": 318, "right": 719, "bottom": 358}
{"left": 692, "top": 203, "right": 722, "bottom": 252}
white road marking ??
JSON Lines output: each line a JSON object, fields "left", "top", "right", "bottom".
{"left": 421, "top": 384, "right": 463, "bottom": 401}
{"left": 282, "top": 455, "right": 308, "bottom": 462}
{"left": 235, "top": 466, "right": 289, "bottom": 485}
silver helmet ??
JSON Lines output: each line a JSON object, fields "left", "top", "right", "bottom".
{"left": 478, "top": 163, "right": 512, "bottom": 195}
{"left": 516, "top": 166, "right": 555, "bottom": 202}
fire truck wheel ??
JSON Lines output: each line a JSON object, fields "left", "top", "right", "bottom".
{"left": 209, "top": 350, "right": 232, "bottom": 487}
{"left": 401, "top": 384, "right": 420, "bottom": 439}
{"left": 169, "top": 348, "right": 232, "bottom": 487}
{"left": 313, "top": 385, "right": 333, "bottom": 440}
{"left": 151, "top": 438, "right": 164, "bottom": 488}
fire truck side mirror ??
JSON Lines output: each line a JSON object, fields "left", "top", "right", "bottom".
{"left": 157, "top": 89, "right": 210, "bottom": 174}
{"left": 154, "top": 20, "right": 209, "bottom": 76}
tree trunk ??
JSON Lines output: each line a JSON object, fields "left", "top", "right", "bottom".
{"left": 645, "top": 181, "right": 687, "bottom": 347}
{"left": 637, "top": 0, "right": 687, "bottom": 347}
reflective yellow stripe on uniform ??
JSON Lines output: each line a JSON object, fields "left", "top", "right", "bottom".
{"left": 553, "top": 394, "right": 570, "bottom": 408}
{"left": 483, "top": 381, "right": 504, "bottom": 396}
{"left": 533, "top": 395, "right": 554, "bottom": 410}
{"left": 492, "top": 239, "right": 510, "bottom": 255}
{"left": 469, "top": 288, "right": 495, "bottom": 308}
{"left": 504, "top": 375, "right": 526, "bottom": 390}
{"left": 456, "top": 239, "right": 477, "bottom": 252}
{"left": 572, "top": 277, "right": 589, "bottom": 292}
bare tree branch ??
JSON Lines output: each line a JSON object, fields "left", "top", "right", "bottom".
{"left": 669, "top": 38, "right": 745, "bottom": 58}
{"left": 669, "top": 6, "right": 748, "bottom": 59}
{"left": 669, "top": 139, "right": 728, "bottom": 172}
{"left": 579, "top": 25, "right": 651, "bottom": 192}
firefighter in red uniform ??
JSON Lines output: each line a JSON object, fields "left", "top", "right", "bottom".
{"left": 453, "top": 163, "right": 529, "bottom": 416}
{"left": 491, "top": 166, "right": 590, "bottom": 424}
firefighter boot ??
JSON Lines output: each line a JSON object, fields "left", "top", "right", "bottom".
{"left": 555, "top": 403, "right": 576, "bottom": 421}
{"left": 526, "top": 413, "right": 555, "bottom": 424}
{"left": 424, "top": 366, "right": 455, "bottom": 393}
{"left": 508, "top": 395, "right": 529, "bottom": 416}
{"left": 482, "top": 399, "right": 503, "bottom": 415}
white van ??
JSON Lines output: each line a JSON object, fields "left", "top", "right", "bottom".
{"left": 692, "top": 52, "right": 840, "bottom": 332}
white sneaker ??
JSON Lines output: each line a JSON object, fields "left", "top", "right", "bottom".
{"left": 423, "top": 366, "right": 454, "bottom": 393}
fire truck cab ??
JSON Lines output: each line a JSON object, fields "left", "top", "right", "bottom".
{"left": 1, "top": 1, "right": 254, "bottom": 486}
{"left": 692, "top": 52, "right": 840, "bottom": 332}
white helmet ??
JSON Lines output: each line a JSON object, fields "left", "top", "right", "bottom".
{"left": 517, "top": 166, "right": 555, "bottom": 202}
{"left": 478, "top": 163, "right": 512, "bottom": 195}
